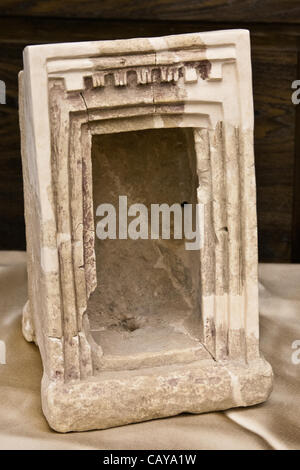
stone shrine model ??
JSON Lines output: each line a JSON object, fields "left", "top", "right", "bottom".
{"left": 19, "top": 30, "right": 273, "bottom": 432}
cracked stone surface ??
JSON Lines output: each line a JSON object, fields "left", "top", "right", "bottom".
{"left": 19, "top": 30, "right": 273, "bottom": 432}
{"left": 87, "top": 128, "right": 210, "bottom": 371}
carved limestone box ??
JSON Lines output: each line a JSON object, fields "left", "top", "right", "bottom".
{"left": 19, "top": 30, "right": 273, "bottom": 432}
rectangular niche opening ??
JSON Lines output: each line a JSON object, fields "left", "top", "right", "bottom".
{"left": 86, "top": 127, "right": 211, "bottom": 372}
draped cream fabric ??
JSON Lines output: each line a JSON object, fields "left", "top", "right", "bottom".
{"left": 0, "top": 252, "right": 299, "bottom": 450}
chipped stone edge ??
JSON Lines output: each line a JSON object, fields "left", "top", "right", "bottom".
{"left": 42, "top": 357, "right": 273, "bottom": 432}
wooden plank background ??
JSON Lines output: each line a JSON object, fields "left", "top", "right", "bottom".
{"left": 1, "top": 0, "right": 300, "bottom": 23}
{"left": 0, "top": 4, "right": 299, "bottom": 262}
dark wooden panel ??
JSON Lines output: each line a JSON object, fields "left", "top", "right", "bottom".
{"left": 292, "top": 49, "right": 300, "bottom": 262}
{"left": 0, "top": 16, "right": 298, "bottom": 261}
{"left": 0, "top": 40, "right": 24, "bottom": 250}
{"left": 1, "top": 1, "right": 300, "bottom": 23}
{"left": 0, "top": 17, "right": 299, "bottom": 49}
{"left": 252, "top": 48, "right": 297, "bottom": 262}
